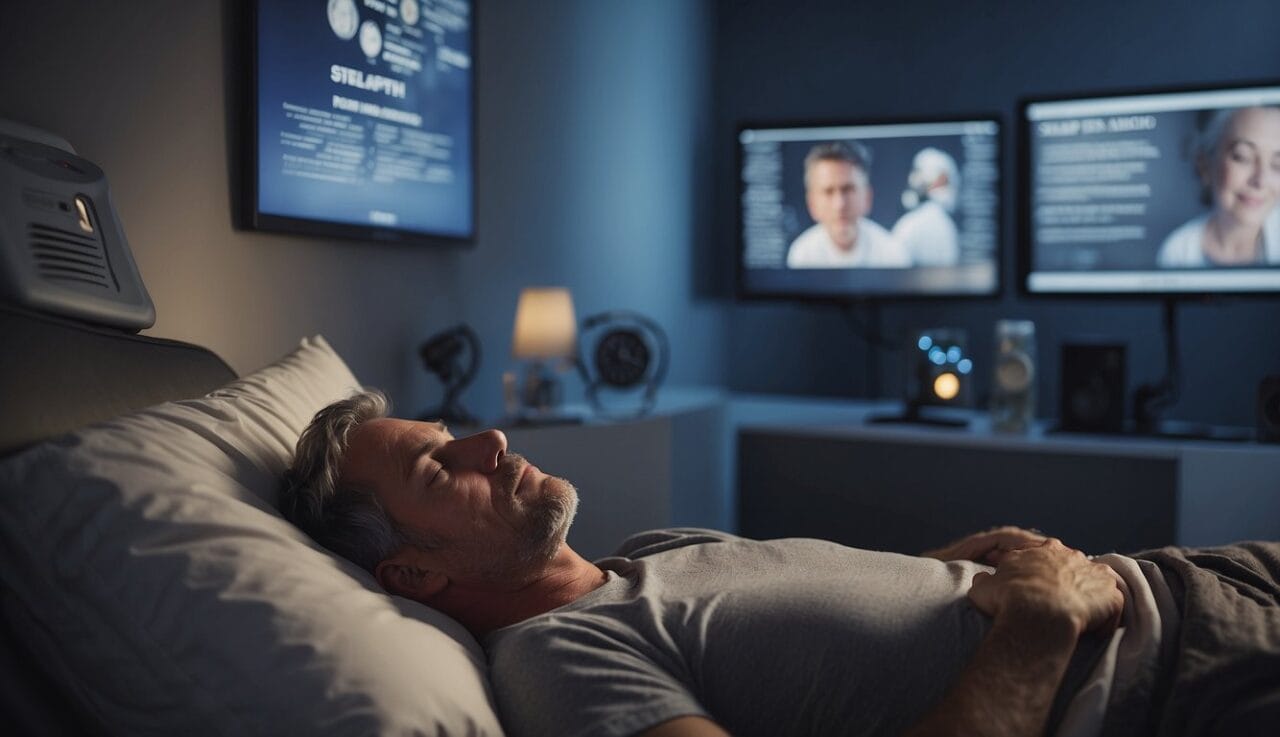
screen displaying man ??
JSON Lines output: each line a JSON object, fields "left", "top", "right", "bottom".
{"left": 787, "top": 142, "right": 912, "bottom": 268}
{"left": 892, "top": 147, "right": 961, "bottom": 267}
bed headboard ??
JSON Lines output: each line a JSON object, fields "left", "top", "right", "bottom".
{"left": 1, "top": 303, "right": 236, "bottom": 735}
{"left": 0, "top": 304, "right": 236, "bottom": 456}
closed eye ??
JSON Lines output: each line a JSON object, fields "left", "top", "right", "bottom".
{"left": 405, "top": 434, "right": 449, "bottom": 486}
{"left": 424, "top": 462, "right": 447, "bottom": 490}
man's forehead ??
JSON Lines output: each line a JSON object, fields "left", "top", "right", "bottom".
{"left": 378, "top": 417, "right": 451, "bottom": 444}
{"left": 349, "top": 418, "right": 450, "bottom": 458}
{"left": 341, "top": 418, "right": 451, "bottom": 486}
{"left": 813, "top": 159, "right": 863, "bottom": 183}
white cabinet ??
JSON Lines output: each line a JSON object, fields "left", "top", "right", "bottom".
{"left": 732, "top": 395, "right": 1280, "bottom": 555}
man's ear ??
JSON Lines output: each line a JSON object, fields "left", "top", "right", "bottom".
{"left": 375, "top": 549, "right": 449, "bottom": 601}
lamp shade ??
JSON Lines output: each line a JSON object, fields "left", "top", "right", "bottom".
{"left": 512, "top": 287, "right": 577, "bottom": 360}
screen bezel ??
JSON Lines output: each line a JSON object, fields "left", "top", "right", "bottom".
{"left": 1017, "top": 78, "right": 1280, "bottom": 299}
{"left": 246, "top": 0, "right": 476, "bottom": 248}
{"left": 734, "top": 113, "right": 1005, "bottom": 303}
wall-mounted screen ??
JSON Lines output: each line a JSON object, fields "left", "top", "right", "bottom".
{"left": 251, "top": 0, "right": 473, "bottom": 244}
{"left": 737, "top": 118, "right": 1001, "bottom": 300}
{"left": 1021, "top": 82, "right": 1280, "bottom": 294}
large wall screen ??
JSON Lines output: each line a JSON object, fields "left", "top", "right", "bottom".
{"left": 252, "top": 0, "right": 474, "bottom": 244}
{"left": 738, "top": 118, "right": 1001, "bottom": 300}
{"left": 1022, "top": 83, "right": 1280, "bottom": 294}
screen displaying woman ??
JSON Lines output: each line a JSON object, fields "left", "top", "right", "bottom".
{"left": 1158, "top": 106, "right": 1280, "bottom": 268}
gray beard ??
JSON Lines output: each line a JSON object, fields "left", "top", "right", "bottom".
{"left": 476, "top": 451, "right": 580, "bottom": 580}
{"left": 516, "top": 476, "right": 578, "bottom": 566}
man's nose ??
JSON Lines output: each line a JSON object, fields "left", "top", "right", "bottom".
{"left": 441, "top": 429, "right": 508, "bottom": 473}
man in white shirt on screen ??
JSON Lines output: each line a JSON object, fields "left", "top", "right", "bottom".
{"left": 786, "top": 141, "right": 912, "bottom": 268}
{"left": 892, "top": 147, "right": 962, "bottom": 267}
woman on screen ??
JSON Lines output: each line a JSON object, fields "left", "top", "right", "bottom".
{"left": 1158, "top": 105, "right": 1280, "bottom": 267}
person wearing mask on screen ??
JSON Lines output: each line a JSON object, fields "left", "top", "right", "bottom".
{"left": 786, "top": 141, "right": 912, "bottom": 268}
{"left": 891, "top": 147, "right": 962, "bottom": 267}
{"left": 1158, "top": 105, "right": 1280, "bottom": 267}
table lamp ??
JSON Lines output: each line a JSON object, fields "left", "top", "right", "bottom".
{"left": 511, "top": 287, "right": 578, "bottom": 421}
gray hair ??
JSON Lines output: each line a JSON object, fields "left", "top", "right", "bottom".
{"left": 804, "top": 140, "right": 872, "bottom": 190}
{"left": 1193, "top": 105, "right": 1280, "bottom": 205}
{"left": 279, "top": 389, "right": 410, "bottom": 573}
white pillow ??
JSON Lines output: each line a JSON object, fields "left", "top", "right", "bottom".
{"left": 0, "top": 336, "right": 505, "bottom": 736}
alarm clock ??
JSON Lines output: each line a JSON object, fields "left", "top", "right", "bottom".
{"left": 577, "top": 311, "right": 668, "bottom": 419}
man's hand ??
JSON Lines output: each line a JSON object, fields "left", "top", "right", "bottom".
{"left": 968, "top": 538, "right": 1124, "bottom": 636}
{"left": 922, "top": 526, "right": 1049, "bottom": 565}
{"left": 904, "top": 537, "right": 1125, "bottom": 737}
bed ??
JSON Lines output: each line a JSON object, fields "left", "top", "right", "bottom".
{"left": 0, "top": 303, "right": 507, "bottom": 736}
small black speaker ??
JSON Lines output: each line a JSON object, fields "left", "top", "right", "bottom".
{"left": 1059, "top": 343, "right": 1126, "bottom": 433}
{"left": 1259, "top": 375, "right": 1280, "bottom": 444}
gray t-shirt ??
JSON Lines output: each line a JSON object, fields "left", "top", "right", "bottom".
{"left": 486, "top": 529, "right": 999, "bottom": 737}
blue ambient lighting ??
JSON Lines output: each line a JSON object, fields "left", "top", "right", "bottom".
{"left": 957, "top": 358, "right": 973, "bottom": 374}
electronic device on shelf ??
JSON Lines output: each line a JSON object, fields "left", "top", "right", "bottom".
{"left": 248, "top": 0, "right": 475, "bottom": 246}
{"left": 868, "top": 327, "right": 973, "bottom": 429}
{"left": 736, "top": 115, "right": 1002, "bottom": 300}
{"left": 577, "top": 310, "right": 669, "bottom": 420}
{"left": 418, "top": 324, "right": 479, "bottom": 426}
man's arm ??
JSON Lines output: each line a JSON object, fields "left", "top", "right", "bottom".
{"left": 904, "top": 539, "right": 1124, "bottom": 737}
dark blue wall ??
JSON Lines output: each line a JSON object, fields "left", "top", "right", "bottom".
{"left": 4, "top": 1, "right": 1276, "bottom": 430}
{"left": 454, "top": 0, "right": 726, "bottom": 422}
{"left": 714, "top": 0, "right": 1280, "bottom": 427}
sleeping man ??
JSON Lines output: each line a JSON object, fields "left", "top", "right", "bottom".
{"left": 279, "top": 390, "right": 1280, "bottom": 737}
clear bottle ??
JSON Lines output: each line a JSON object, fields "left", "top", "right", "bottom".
{"left": 990, "top": 320, "right": 1037, "bottom": 432}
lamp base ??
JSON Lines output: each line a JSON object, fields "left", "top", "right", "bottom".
{"left": 520, "top": 362, "right": 560, "bottom": 410}
{"left": 507, "top": 362, "right": 583, "bottom": 426}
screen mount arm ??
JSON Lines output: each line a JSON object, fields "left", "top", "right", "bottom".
{"left": 1132, "top": 298, "right": 1180, "bottom": 433}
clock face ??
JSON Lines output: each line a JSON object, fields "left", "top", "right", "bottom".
{"left": 595, "top": 329, "right": 650, "bottom": 388}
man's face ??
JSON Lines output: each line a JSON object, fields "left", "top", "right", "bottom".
{"left": 806, "top": 159, "right": 872, "bottom": 249}
{"left": 341, "top": 418, "right": 578, "bottom": 586}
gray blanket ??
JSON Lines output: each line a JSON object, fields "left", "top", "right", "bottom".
{"left": 1103, "top": 542, "right": 1280, "bottom": 736}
